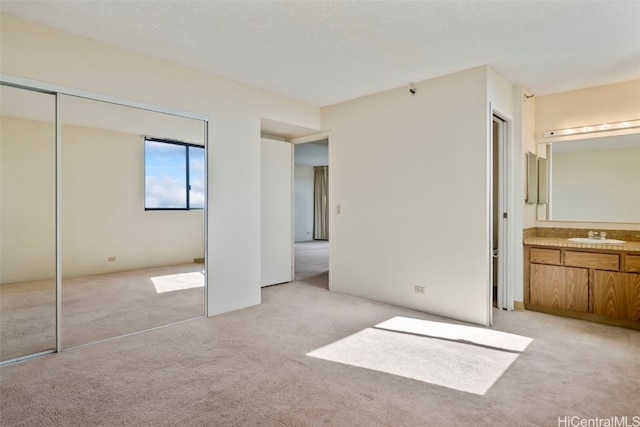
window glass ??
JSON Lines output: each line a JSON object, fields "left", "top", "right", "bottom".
{"left": 188, "top": 146, "right": 205, "bottom": 209}
{"left": 145, "top": 140, "right": 187, "bottom": 209}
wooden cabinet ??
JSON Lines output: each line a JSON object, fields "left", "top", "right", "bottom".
{"left": 525, "top": 244, "right": 640, "bottom": 328}
{"left": 530, "top": 248, "right": 561, "bottom": 265}
{"left": 530, "top": 264, "right": 588, "bottom": 312}
{"left": 593, "top": 271, "right": 640, "bottom": 321}
{"left": 626, "top": 255, "right": 640, "bottom": 272}
{"left": 565, "top": 251, "right": 619, "bottom": 270}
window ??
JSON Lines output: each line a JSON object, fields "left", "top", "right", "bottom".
{"left": 144, "top": 138, "right": 204, "bottom": 209}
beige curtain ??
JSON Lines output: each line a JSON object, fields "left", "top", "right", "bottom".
{"left": 313, "top": 166, "right": 329, "bottom": 240}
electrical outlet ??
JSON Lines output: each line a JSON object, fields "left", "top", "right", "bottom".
{"left": 414, "top": 285, "right": 425, "bottom": 294}
{"left": 108, "top": 256, "right": 116, "bottom": 262}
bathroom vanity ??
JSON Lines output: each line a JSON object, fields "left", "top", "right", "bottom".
{"left": 524, "top": 232, "right": 640, "bottom": 329}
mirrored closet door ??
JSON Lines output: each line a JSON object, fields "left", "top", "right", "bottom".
{"left": 59, "top": 95, "right": 206, "bottom": 349}
{"left": 0, "top": 85, "right": 57, "bottom": 362}
{"left": 1, "top": 75, "right": 208, "bottom": 362}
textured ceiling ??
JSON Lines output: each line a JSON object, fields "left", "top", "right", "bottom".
{"left": 1, "top": 1, "right": 640, "bottom": 106}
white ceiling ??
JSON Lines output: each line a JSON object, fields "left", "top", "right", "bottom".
{"left": 1, "top": 1, "right": 640, "bottom": 107}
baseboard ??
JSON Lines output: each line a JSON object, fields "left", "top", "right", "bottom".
{"left": 513, "top": 301, "right": 525, "bottom": 311}
{"left": 193, "top": 258, "right": 205, "bottom": 264}
{"left": 525, "top": 303, "right": 640, "bottom": 331}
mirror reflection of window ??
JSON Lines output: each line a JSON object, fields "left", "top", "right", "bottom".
{"left": 188, "top": 146, "right": 205, "bottom": 209}
{"left": 144, "top": 139, "right": 204, "bottom": 210}
{"left": 59, "top": 95, "right": 207, "bottom": 350}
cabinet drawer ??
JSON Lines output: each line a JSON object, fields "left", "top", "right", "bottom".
{"left": 530, "top": 248, "right": 561, "bottom": 265}
{"left": 626, "top": 255, "right": 640, "bottom": 272}
{"left": 565, "top": 251, "right": 619, "bottom": 270}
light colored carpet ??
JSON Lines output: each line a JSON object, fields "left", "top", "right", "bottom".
{"left": 1, "top": 241, "right": 639, "bottom": 426}
{"left": 0, "top": 278, "right": 56, "bottom": 361}
{"left": 295, "top": 240, "right": 329, "bottom": 288}
{"left": 1, "top": 264, "right": 204, "bottom": 361}
{"left": 308, "top": 316, "right": 533, "bottom": 395}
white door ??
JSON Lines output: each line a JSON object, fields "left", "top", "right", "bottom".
{"left": 261, "top": 138, "right": 293, "bottom": 287}
{"left": 492, "top": 114, "right": 510, "bottom": 317}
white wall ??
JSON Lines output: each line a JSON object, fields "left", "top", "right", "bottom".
{"left": 0, "top": 14, "right": 321, "bottom": 315}
{"left": 294, "top": 164, "right": 314, "bottom": 242}
{"left": 535, "top": 79, "right": 640, "bottom": 231}
{"left": 322, "top": 66, "right": 497, "bottom": 326}
{"left": 1, "top": 116, "right": 56, "bottom": 283}
{"left": 511, "top": 86, "right": 536, "bottom": 304}
{"left": 519, "top": 91, "right": 537, "bottom": 229}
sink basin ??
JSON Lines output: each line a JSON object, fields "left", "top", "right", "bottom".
{"left": 567, "top": 237, "right": 625, "bottom": 244}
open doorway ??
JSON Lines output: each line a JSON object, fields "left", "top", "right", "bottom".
{"left": 293, "top": 138, "right": 329, "bottom": 289}
{"left": 491, "top": 113, "right": 510, "bottom": 315}
{"left": 259, "top": 118, "right": 332, "bottom": 292}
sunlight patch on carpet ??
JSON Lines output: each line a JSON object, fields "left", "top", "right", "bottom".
{"left": 307, "top": 316, "right": 533, "bottom": 395}
{"left": 151, "top": 271, "right": 204, "bottom": 294}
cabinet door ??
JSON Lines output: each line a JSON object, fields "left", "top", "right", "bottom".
{"left": 593, "top": 271, "right": 640, "bottom": 321}
{"left": 530, "top": 264, "right": 589, "bottom": 312}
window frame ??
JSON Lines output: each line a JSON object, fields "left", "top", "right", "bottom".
{"left": 144, "top": 137, "right": 205, "bottom": 211}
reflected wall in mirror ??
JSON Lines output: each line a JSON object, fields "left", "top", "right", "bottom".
{"left": 537, "top": 132, "right": 640, "bottom": 223}
{"left": 59, "top": 95, "right": 206, "bottom": 348}
{"left": 537, "top": 157, "right": 548, "bottom": 204}
{"left": 0, "top": 85, "right": 57, "bottom": 362}
{"left": 526, "top": 152, "right": 538, "bottom": 204}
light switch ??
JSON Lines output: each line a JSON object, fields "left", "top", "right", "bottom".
{"left": 336, "top": 205, "right": 341, "bottom": 215}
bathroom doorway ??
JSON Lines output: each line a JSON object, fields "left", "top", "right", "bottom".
{"left": 492, "top": 114, "right": 510, "bottom": 313}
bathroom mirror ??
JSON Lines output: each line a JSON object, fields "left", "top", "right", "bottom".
{"left": 526, "top": 152, "right": 538, "bottom": 204}
{"left": 537, "top": 157, "right": 548, "bottom": 204}
{"left": 537, "top": 132, "right": 640, "bottom": 223}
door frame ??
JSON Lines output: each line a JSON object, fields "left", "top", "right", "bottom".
{"left": 290, "top": 131, "right": 332, "bottom": 290}
{"left": 489, "top": 109, "right": 514, "bottom": 325}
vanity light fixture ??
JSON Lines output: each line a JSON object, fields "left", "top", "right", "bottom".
{"left": 543, "top": 119, "right": 640, "bottom": 138}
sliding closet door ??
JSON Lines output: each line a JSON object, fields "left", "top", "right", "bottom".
{"left": 0, "top": 85, "right": 57, "bottom": 362}
{"left": 60, "top": 95, "right": 206, "bottom": 348}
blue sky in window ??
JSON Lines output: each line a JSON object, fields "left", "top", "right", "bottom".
{"left": 189, "top": 147, "right": 205, "bottom": 209}
{"left": 145, "top": 141, "right": 205, "bottom": 209}
{"left": 145, "top": 140, "right": 187, "bottom": 208}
